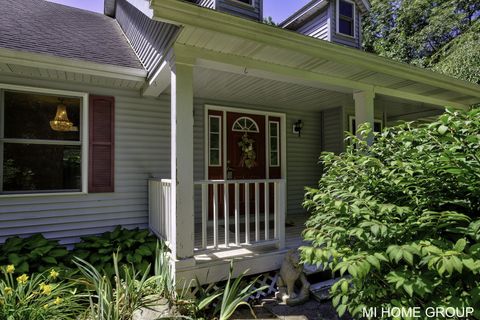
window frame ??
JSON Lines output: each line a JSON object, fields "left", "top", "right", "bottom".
{"left": 229, "top": 0, "right": 254, "bottom": 7}
{"left": 208, "top": 115, "right": 222, "bottom": 167}
{"left": 232, "top": 116, "right": 260, "bottom": 133}
{"left": 268, "top": 120, "right": 280, "bottom": 167}
{"left": 336, "top": 0, "right": 356, "bottom": 38}
{"left": 348, "top": 115, "right": 383, "bottom": 134}
{"left": 0, "top": 84, "right": 89, "bottom": 197}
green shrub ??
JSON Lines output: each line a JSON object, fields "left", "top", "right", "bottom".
{"left": 0, "top": 265, "right": 82, "bottom": 320}
{"left": 302, "top": 108, "right": 480, "bottom": 319}
{"left": 73, "top": 226, "right": 158, "bottom": 278}
{"left": 0, "top": 234, "right": 71, "bottom": 274}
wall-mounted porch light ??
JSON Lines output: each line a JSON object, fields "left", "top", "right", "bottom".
{"left": 293, "top": 120, "right": 303, "bottom": 137}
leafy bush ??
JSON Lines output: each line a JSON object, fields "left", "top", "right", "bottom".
{"left": 0, "top": 234, "right": 71, "bottom": 274}
{"left": 0, "top": 265, "right": 82, "bottom": 320}
{"left": 72, "top": 226, "right": 158, "bottom": 277}
{"left": 302, "top": 108, "right": 480, "bottom": 318}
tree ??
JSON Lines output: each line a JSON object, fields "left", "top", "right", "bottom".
{"left": 263, "top": 16, "right": 277, "bottom": 26}
{"left": 363, "top": 0, "right": 480, "bottom": 83}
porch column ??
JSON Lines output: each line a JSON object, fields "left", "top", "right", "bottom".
{"left": 170, "top": 54, "right": 195, "bottom": 262}
{"left": 353, "top": 90, "right": 375, "bottom": 144}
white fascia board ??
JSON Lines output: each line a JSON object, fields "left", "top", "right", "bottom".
{"left": 0, "top": 47, "right": 147, "bottom": 82}
{"left": 149, "top": 0, "right": 480, "bottom": 102}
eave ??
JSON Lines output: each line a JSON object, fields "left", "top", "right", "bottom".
{"left": 149, "top": 0, "right": 480, "bottom": 107}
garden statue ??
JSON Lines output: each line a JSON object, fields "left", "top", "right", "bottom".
{"left": 275, "top": 249, "right": 310, "bottom": 306}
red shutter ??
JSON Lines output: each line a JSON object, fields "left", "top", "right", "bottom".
{"left": 89, "top": 95, "right": 115, "bottom": 193}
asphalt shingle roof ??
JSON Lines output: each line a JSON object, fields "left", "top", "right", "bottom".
{"left": 0, "top": 0, "right": 143, "bottom": 69}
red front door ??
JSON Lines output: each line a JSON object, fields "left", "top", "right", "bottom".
{"left": 207, "top": 110, "right": 280, "bottom": 218}
{"left": 226, "top": 112, "right": 266, "bottom": 180}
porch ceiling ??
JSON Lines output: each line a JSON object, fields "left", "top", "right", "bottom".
{"left": 193, "top": 66, "right": 346, "bottom": 110}
{"left": 151, "top": 0, "right": 480, "bottom": 109}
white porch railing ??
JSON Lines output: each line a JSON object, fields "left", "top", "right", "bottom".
{"left": 148, "top": 179, "right": 173, "bottom": 244}
{"left": 194, "top": 179, "right": 286, "bottom": 251}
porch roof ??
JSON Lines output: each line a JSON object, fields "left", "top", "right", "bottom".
{"left": 150, "top": 0, "right": 480, "bottom": 109}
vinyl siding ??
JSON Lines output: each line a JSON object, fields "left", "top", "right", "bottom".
{"left": 296, "top": 8, "right": 329, "bottom": 41}
{"left": 216, "top": 0, "right": 262, "bottom": 21}
{"left": 115, "top": 0, "right": 179, "bottom": 73}
{"left": 330, "top": 0, "right": 362, "bottom": 48}
{"left": 192, "top": 99, "right": 323, "bottom": 219}
{"left": 0, "top": 75, "right": 170, "bottom": 245}
{"left": 322, "top": 106, "right": 344, "bottom": 154}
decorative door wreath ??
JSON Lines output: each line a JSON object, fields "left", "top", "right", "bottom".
{"left": 238, "top": 133, "right": 257, "bottom": 168}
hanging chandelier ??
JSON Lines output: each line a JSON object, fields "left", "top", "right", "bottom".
{"left": 50, "top": 99, "right": 78, "bottom": 132}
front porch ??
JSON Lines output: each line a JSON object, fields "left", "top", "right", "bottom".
{"left": 142, "top": 1, "right": 476, "bottom": 284}
{"left": 149, "top": 178, "right": 307, "bottom": 284}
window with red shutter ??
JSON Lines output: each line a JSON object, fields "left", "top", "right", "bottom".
{"left": 88, "top": 95, "right": 114, "bottom": 193}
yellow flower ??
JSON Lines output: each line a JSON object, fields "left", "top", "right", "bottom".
{"left": 16, "top": 274, "right": 29, "bottom": 285}
{"left": 43, "top": 303, "right": 49, "bottom": 309}
{"left": 49, "top": 269, "right": 59, "bottom": 280}
{"left": 39, "top": 283, "right": 52, "bottom": 295}
{"left": 54, "top": 297, "right": 62, "bottom": 305}
{"left": 6, "top": 265, "right": 15, "bottom": 274}
{"left": 4, "top": 287, "right": 13, "bottom": 295}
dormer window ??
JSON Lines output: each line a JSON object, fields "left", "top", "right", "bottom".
{"left": 337, "top": 0, "right": 355, "bottom": 37}
{"left": 232, "top": 0, "right": 253, "bottom": 5}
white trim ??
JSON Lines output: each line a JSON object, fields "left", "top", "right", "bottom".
{"left": 231, "top": 116, "right": 260, "bottom": 133}
{"left": 336, "top": 0, "right": 356, "bottom": 38}
{"left": 208, "top": 115, "right": 222, "bottom": 167}
{"left": 204, "top": 104, "right": 287, "bottom": 182}
{"left": 348, "top": 115, "right": 383, "bottom": 133}
{"left": 0, "top": 83, "right": 89, "bottom": 196}
{"left": 0, "top": 47, "right": 146, "bottom": 82}
{"left": 268, "top": 120, "right": 280, "bottom": 167}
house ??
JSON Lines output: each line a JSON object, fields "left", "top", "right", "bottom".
{"left": 0, "top": 0, "right": 479, "bottom": 285}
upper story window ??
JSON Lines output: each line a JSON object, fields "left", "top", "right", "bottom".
{"left": 337, "top": 0, "right": 355, "bottom": 37}
{"left": 232, "top": 0, "right": 253, "bottom": 5}
{"left": 0, "top": 89, "right": 85, "bottom": 194}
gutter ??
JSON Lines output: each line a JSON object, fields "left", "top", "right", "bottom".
{"left": 149, "top": 0, "right": 480, "bottom": 101}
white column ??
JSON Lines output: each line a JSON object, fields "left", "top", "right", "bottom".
{"left": 353, "top": 90, "right": 375, "bottom": 144}
{"left": 170, "top": 54, "right": 195, "bottom": 262}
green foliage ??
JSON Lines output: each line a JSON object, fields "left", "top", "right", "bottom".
{"left": 73, "top": 226, "right": 158, "bottom": 278}
{"left": 0, "top": 234, "right": 71, "bottom": 274}
{"left": 177, "top": 261, "right": 267, "bottom": 320}
{"left": 74, "top": 249, "right": 167, "bottom": 320}
{"left": 0, "top": 266, "right": 82, "bottom": 320}
{"left": 363, "top": 0, "right": 479, "bottom": 83}
{"left": 263, "top": 16, "right": 277, "bottom": 26}
{"left": 302, "top": 109, "right": 480, "bottom": 319}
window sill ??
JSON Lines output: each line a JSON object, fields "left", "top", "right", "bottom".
{"left": 0, "top": 191, "right": 88, "bottom": 198}
{"left": 335, "top": 32, "right": 357, "bottom": 40}
{"left": 227, "top": 0, "right": 254, "bottom": 8}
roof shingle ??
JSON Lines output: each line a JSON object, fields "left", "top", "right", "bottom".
{"left": 0, "top": 0, "right": 144, "bottom": 69}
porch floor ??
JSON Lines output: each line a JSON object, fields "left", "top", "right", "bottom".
{"left": 176, "top": 213, "right": 310, "bottom": 285}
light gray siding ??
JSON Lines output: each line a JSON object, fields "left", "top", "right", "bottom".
{"left": 322, "top": 107, "right": 344, "bottom": 154}
{"left": 329, "top": 0, "right": 362, "bottom": 48}
{"left": 115, "top": 0, "right": 179, "bottom": 74}
{"left": 296, "top": 8, "right": 329, "bottom": 40}
{"left": 0, "top": 75, "right": 170, "bottom": 245}
{"left": 216, "top": 0, "right": 262, "bottom": 21}
{"left": 192, "top": 99, "right": 323, "bottom": 218}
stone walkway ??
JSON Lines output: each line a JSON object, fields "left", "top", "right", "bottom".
{"left": 232, "top": 296, "right": 350, "bottom": 320}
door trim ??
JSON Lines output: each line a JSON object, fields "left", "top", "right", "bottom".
{"left": 204, "top": 104, "right": 287, "bottom": 185}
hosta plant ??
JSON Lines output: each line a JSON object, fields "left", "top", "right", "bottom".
{"left": 0, "top": 265, "right": 82, "bottom": 320}
{"left": 0, "top": 234, "right": 71, "bottom": 274}
{"left": 302, "top": 108, "right": 480, "bottom": 319}
{"left": 73, "top": 226, "right": 158, "bottom": 278}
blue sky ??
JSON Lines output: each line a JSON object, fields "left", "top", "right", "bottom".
{"left": 47, "top": 0, "right": 311, "bottom": 23}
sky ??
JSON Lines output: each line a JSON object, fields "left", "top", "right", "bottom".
{"left": 46, "top": 0, "right": 311, "bottom": 23}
